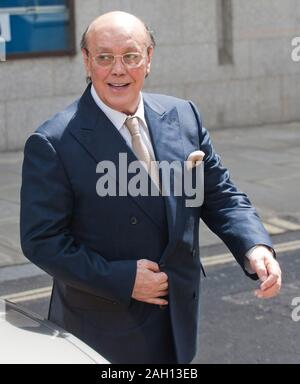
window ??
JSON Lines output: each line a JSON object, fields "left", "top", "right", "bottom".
{"left": 0, "top": 0, "right": 75, "bottom": 59}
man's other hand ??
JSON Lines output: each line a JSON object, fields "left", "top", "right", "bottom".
{"left": 249, "top": 246, "right": 282, "bottom": 299}
{"left": 132, "top": 259, "right": 169, "bottom": 306}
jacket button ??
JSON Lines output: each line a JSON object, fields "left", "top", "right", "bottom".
{"left": 193, "top": 291, "right": 197, "bottom": 300}
{"left": 159, "top": 262, "right": 165, "bottom": 269}
{"left": 130, "top": 216, "right": 138, "bottom": 225}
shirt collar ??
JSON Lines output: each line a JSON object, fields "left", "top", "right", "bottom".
{"left": 91, "top": 85, "right": 147, "bottom": 131}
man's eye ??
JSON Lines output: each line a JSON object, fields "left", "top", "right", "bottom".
{"left": 98, "top": 55, "right": 113, "bottom": 62}
{"left": 124, "top": 53, "right": 139, "bottom": 61}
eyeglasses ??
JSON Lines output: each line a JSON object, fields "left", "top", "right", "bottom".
{"left": 86, "top": 51, "right": 147, "bottom": 69}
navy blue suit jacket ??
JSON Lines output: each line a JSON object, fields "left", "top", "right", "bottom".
{"left": 20, "top": 85, "right": 273, "bottom": 363}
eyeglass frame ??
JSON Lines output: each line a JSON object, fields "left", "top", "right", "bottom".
{"left": 83, "top": 46, "right": 152, "bottom": 69}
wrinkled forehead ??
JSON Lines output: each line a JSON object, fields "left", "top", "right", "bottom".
{"left": 87, "top": 22, "right": 148, "bottom": 52}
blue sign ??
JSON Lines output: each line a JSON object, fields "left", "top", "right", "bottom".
{"left": 0, "top": 0, "right": 75, "bottom": 57}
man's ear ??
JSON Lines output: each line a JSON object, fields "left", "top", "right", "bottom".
{"left": 145, "top": 46, "right": 154, "bottom": 76}
{"left": 81, "top": 48, "right": 91, "bottom": 78}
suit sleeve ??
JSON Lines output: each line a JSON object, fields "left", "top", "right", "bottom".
{"left": 20, "top": 133, "right": 137, "bottom": 305}
{"left": 188, "top": 102, "right": 274, "bottom": 279}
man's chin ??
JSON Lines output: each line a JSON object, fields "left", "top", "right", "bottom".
{"left": 105, "top": 96, "right": 139, "bottom": 115}
{"left": 108, "top": 102, "right": 136, "bottom": 115}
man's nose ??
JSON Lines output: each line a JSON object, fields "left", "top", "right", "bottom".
{"left": 110, "top": 57, "right": 127, "bottom": 75}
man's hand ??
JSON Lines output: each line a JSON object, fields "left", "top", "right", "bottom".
{"left": 248, "top": 246, "right": 282, "bottom": 299}
{"left": 132, "top": 259, "right": 169, "bottom": 306}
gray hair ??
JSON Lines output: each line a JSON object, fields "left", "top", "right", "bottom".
{"left": 80, "top": 22, "right": 156, "bottom": 52}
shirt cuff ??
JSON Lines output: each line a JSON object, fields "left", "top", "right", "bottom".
{"left": 244, "top": 244, "right": 275, "bottom": 274}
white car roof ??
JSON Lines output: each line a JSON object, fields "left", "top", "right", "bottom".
{"left": 0, "top": 299, "right": 110, "bottom": 364}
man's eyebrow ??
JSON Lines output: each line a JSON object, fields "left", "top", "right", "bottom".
{"left": 95, "top": 46, "right": 140, "bottom": 53}
{"left": 95, "top": 47, "right": 113, "bottom": 51}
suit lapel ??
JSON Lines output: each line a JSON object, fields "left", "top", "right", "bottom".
{"left": 144, "top": 94, "right": 186, "bottom": 256}
{"left": 69, "top": 87, "right": 186, "bottom": 256}
{"left": 69, "top": 87, "right": 162, "bottom": 229}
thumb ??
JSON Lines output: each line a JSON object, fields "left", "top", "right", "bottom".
{"left": 137, "top": 259, "right": 160, "bottom": 272}
{"left": 252, "top": 258, "right": 268, "bottom": 282}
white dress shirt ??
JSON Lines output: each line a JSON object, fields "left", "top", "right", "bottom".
{"left": 91, "top": 85, "right": 157, "bottom": 162}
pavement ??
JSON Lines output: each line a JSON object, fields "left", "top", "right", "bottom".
{"left": 0, "top": 121, "right": 300, "bottom": 268}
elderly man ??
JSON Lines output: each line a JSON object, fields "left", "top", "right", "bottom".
{"left": 20, "top": 11, "right": 282, "bottom": 364}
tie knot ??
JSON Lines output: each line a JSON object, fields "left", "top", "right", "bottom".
{"left": 125, "top": 116, "right": 140, "bottom": 137}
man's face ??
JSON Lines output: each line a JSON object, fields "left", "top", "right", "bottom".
{"left": 82, "top": 22, "right": 153, "bottom": 115}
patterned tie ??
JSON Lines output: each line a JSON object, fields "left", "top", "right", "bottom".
{"left": 125, "top": 116, "right": 160, "bottom": 190}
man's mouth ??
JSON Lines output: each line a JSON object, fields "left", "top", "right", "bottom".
{"left": 108, "top": 83, "right": 131, "bottom": 90}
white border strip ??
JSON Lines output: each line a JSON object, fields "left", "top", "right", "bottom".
{"left": 1, "top": 286, "right": 52, "bottom": 303}
{"left": 202, "top": 240, "right": 300, "bottom": 267}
